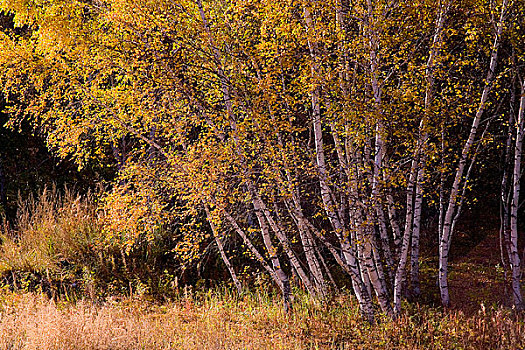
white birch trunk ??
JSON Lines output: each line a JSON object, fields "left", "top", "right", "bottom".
{"left": 304, "top": 218, "right": 376, "bottom": 323}
{"left": 410, "top": 2, "right": 450, "bottom": 299}
{"left": 288, "top": 193, "right": 328, "bottom": 297}
{"left": 272, "top": 125, "right": 328, "bottom": 298}
{"left": 251, "top": 191, "right": 317, "bottom": 296}
{"left": 222, "top": 209, "right": 279, "bottom": 283}
{"left": 386, "top": 192, "right": 402, "bottom": 251}
{"left": 303, "top": 6, "right": 374, "bottom": 309}
{"left": 393, "top": 158, "right": 417, "bottom": 313}
{"left": 410, "top": 168, "right": 424, "bottom": 299}
{"left": 197, "top": 0, "right": 295, "bottom": 310}
{"left": 438, "top": 0, "right": 507, "bottom": 307}
{"left": 223, "top": 209, "right": 294, "bottom": 311}
{"left": 500, "top": 81, "right": 516, "bottom": 301}
{"left": 354, "top": 210, "right": 394, "bottom": 316}
{"left": 252, "top": 206, "right": 293, "bottom": 312}
{"left": 509, "top": 79, "right": 525, "bottom": 309}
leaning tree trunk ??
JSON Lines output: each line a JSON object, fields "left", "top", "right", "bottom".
{"left": 438, "top": 0, "right": 507, "bottom": 307}
{"left": 303, "top": 5, "right": 376, "bottom": 318}
{"left": 222, "top": 209, "right": 293, "bottom": 311}
{"left": 204, "top": 205, "right": 243, "bottom": 295}
{"left": 197, "top": 0, "right": 295, "bottom": 311}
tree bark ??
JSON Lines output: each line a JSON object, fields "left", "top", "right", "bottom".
{"left": 410, "top": 1, "right": 450, "bottom": 300}
{"left": 509, "top": 78, "right": 525, "bottom": 309}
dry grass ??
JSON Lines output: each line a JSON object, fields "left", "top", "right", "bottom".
{"left": 0, "top": 186, "right": 101, "bottom": 275}
{"left": 0, "top": 289, "right": 523, "bottom": 350}
{"left": 0, "top": 186, "right": 181, "bottom": 299}
{"left": 0, "top": 291, "right": 310, "bottom": 350}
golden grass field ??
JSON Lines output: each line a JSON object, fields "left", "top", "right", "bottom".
{"left": 0, "top": 289, "right": 523, "bottom": 350}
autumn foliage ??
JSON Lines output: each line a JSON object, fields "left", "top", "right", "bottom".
{"left": 1, "top": 0, "right": 525, "bottom": 323}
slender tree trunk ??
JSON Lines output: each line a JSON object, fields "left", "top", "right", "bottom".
{"left": 410, "top": 0, "right": 450, "bottom": 298}
{"left": 229, "top": 205, "right": 293, "bottom": 312}
{"left": 386, "top": 191, "right": 402, "bottom": 252}
{"left": 204, "top": 205, "right": 243, "bottom": 295}
{"left": 410, "top": 168, "right": 424, "bottom": 299}
{"left": 287, "top": 193, "right": 328, "bottom": 297}
{"left": 251, "top": 191, "right": 317, "bottom": 296}
{"left": 509, "top": 79, "right": 525, "bottom": 309}
{"left": 393, "top": 158, "right": 417, "bottom": 313}
{"left": 261, "top": 69, "right": 328, "bottom": 298}
{"left": 376, "top": 204, "right": 395, "bottom": 283}
{"left": 222, "top": 209, "right": 279, "bottom": 282}
{"left": 305, "top": 218, "right": 376, "bottom": 323}
{"left": 197, "top": 2, "right": 295, "bottom": 311}
{"left": 439, "top": 123, "right": 446, "bottom": 239}
{"left": 302, "top": 6, "right": 346, "bottom": 234}
{"left": 354, "top": 210, "right": 394, "bottom": 316}
{"left": 303, "top": 6, "right": 375, "bottom": 309}
{"left": 317, "top": 244, "right": 339, "bottom": 293}
{"left": 410, "top": 2, "right": 450, "bottom": 299}
{"left": 500, "top": 76, "right": 516, "bottom": 302}
{"left": 365, "top": 0, "right": 393, "bottom": 281}
{"left": 438, "top": 0, "right": 507, "bottom": 307}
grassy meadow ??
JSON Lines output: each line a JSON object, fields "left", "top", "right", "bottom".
{"left": 0, "top": 189, "right": 523, "bottom": 349}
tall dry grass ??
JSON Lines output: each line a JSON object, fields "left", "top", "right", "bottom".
{"left": 0, "top": 186, "right": 181, "bottom": 298}
{"left": 0, "top": 186, "right": 102, "bottom": 275}
{"left": 0, "top": 289, "right": 523, "bottom": 350}
{"left": 0, "top": 291, "right": 306, "bottom": 350}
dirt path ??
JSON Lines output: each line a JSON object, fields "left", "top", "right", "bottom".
{"left": 448, "top": 230, "right": 513, "bottom": 314}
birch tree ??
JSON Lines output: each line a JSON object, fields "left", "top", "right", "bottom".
{"left": 438, "top": 0, "right": 509, "bottom": 307}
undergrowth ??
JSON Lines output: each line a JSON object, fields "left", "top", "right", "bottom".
{"left": 0, "top": 186, "right": 180, "bottom": 300}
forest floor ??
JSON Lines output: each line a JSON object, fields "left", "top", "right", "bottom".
{"left": 449, "top": 230, "right": 510, "bottom": 314}
{"left": 417, "top": 227, "right": 512, "bottom": 315}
